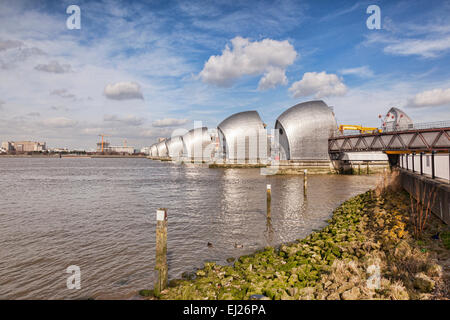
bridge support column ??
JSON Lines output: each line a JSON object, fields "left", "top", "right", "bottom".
{"left": 412, "top": 152, "right": 415, "bottom": 172}
{"left": 406, "top": 154, "right": 409, "bottom": 171}
{"left": 431, "top": 151, "right": 435, "bottom": 179}
{"left": 420, "top": 152, "right": 423, "bottom": 175}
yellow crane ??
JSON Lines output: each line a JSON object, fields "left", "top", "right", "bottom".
{"left": 339, "top": 125, "right": 381, "bottom": 134}
{"left": 98, "top": 134, "right": 110, "bottom": 152}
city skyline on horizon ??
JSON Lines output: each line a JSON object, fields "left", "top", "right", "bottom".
{"left": 1, "top": 0, "right": 450, "bottom": 149}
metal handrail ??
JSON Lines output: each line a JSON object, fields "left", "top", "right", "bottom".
{"left": 331, "top": 120, "right": 450, "bottom": 137}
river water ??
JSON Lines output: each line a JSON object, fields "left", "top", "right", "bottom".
{"left": 0, "top": 158, "right": 377, "bottom": 299}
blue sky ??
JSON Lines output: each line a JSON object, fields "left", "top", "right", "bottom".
{"left": 0, "top": 0, "right": 449, "bottom": 149}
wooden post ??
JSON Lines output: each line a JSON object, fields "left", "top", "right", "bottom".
{"left": 155, "top": 208, "right": 168, "bottom": 296}
{"left": 412, "top": 152, "right": 415, "bottom": 172}
{"left": 358, "top": 163, "right": 361, "bottom": 175}
{"left": 266, "top": 184, "right": 271, "bottom": 219}
{"left": 303, "top": 169, "right": 308, "bottom": 193}
{"left": 366, "top": 162, "right": 369, "bottom": 174}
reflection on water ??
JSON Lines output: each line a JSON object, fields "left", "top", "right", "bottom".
{"left": 0, "top": 158, "right": 377, "bottom": 299}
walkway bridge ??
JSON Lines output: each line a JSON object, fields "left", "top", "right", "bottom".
{"left": 329, "top": 121, "right": 450, "bottom": 154}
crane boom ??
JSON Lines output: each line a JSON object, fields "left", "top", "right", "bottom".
{"left": 339, "top": 125, "right": 381, "bottom": 134}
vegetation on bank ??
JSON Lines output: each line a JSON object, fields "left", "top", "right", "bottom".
{"left": 142, "top": 185, "right": 449, "bottom": 300}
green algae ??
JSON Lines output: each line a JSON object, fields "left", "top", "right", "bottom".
{"left": 145, "top": 189, "right": 446, "bottom": 300}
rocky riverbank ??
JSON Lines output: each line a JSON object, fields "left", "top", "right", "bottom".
{"left": 142, "top": 188, "right": 449, "bottom": 300}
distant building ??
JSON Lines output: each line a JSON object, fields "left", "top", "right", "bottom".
{"left": 96, "top": 140, "right": 135, "bottom": 154}
{"left": 107, "top": 146, "right": 135, "bottom": 154}
{"left": 1, "top": 141, "right": 14, "bottom": 152}
{"left": 96, "top": 141, "right": 110, "bottom": 152}
{"left": 1, "top": 141, "right": 46, "bottom": 152}
{"left": 50, "top": 148, "right": 69, "bottom": 153}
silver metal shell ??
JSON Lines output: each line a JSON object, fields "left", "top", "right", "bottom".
{"left": 217, "top": 111, "right": 266, "bottom": 162}
{"left": 166, "top": 136, "right": 184, "bottom": 159}
{"left": 275, "top": 100, "right": 337, "bottom": 160}
{"left": 150, "top": 144, "right": 158, "bottom": 157}
{"left": 156, "top": 140, "right": 168, "bottom": 157}
{"left": 382, "top": 107, "right": 413, "bottom": 131}
{"left": 182, "top": 127, "right": 213, "bottom": 161}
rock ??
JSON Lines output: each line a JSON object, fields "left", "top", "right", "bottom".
{"left": 341, "top": 287, "right": 360, "bottom": 300}
{"left": 138, "top": 289, "right": 154, "bottom": 297}
{"left": 394, "top": 240, "right": 411, "bottom": 259}
{"left": 226, "top": 257, "right": 235, "bottom": 263}
{"left": 249, "top": 294, "right": 269, "bottom": 300}
{"left": 326, "top": 292, "right": 340, "bottom": 300}
{"left": 413, "top": 273, "right": 435, "bottom": 293}
{"left": 196, "top": 270, "right": 206, "bottom": 277}
{"left": 299, "top": 287, "right": 315, "bottom": 300}
{"left": 181, "top": 271, "right": 196, "bottom": 280}
{"left": 426, "top": 264, "right": 442, "bottom": 278}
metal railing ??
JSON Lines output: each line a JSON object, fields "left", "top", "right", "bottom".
{"left": 332, "top": 120, "right": 450, "bottom": 137}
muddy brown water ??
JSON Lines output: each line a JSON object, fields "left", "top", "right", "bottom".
{"left": 0, "top": 158, "right": 377, "bottom": 299}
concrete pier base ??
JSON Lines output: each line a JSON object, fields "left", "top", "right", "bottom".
{"left": 209, "top": 162, "right": 267, "bottom": 168}
{"left": 271, "top": 160, "right": 335, "bottom": 174}
{"left": 400, "top": 169, "right": 450, "bottom": 225}
{"left": 147, "top": 156, "right": 172, "bottom": 161}
{"left": 332, "top": 160, "right": 390, "bottom": 174}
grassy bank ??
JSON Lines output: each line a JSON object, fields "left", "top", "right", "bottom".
{"left": 143, "top": 189, "right": 449, "bottom": 300}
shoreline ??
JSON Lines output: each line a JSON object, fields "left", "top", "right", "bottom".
{"left": 142, "top": 188, "right": 449, "bottom": 300}
{"left": 0, "top": 154, "right": 148, "bottom": 158}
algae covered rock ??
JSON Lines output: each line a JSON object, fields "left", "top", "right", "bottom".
{"left": 426, "top": 263, "right": 443, "bottom": 278}
{"left": 341, "top": 287, "right": 360, "bottom": 300}
{"left": 413, "top": 273, "right": 435, "bottom": 293}
{"left": 138, "top": 289, "right": 154, "bottom": 297}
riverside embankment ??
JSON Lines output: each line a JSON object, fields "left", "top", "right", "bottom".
{"left": 148, "top": 188, "right": 449, "bottom": 300}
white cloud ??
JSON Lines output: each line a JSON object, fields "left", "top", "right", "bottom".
{"left": 408, "top": 88, "right": 450, "bottom": 108}
{"left": 103, "top": 81, "right": 144, "bottom": 100}
{"left": 40, "top": 117, "right": 78, "bottom": 128}
{"left": 152, "top": 118, "right": 189, "bottom": 127}
{"left": 199, "top": 36, "right": 297, "bottom": 89}
{"left": 339, "top": 66, "right": 374, "bottom": 78}
{"left": 50, "top": 89, "right": 76, "bottom": 99}
{"left": 384, "top": 36, "right": 450, "bottom": 58}
{"left": 364, "top": 21, "right": 450, "bottom": 58}
{"left": 35, "top": 61, "right": 72, "bottom": 73}
{"left": 104, "top": 114, "right": 145, "bottom": 126}
{"left": 0, "top": 39, "right": 23, "bottom": 51}
{"left": 289, "top": 71, "right": 347, "bottom": 98}
{"left": 258, "top": 67, "right": 288, "bottom": 90}
{"left": 0, "top": 44, "right": 45, "bottom": 69}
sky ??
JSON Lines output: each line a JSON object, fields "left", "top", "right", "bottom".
{"left": 0, "top": 0, "right": 450, "bottom": 150}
